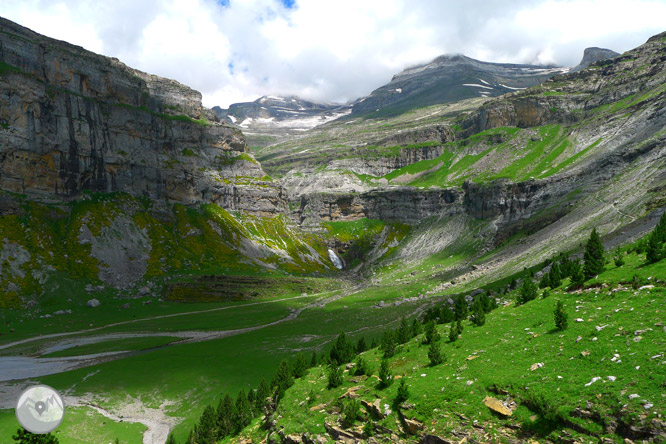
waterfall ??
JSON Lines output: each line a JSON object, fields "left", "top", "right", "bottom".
{"left": 328, "top": 249, "right": 344, "bottom": 270}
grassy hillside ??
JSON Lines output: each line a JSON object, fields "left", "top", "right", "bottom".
{"left": 233, "top": 238, "right": 666, "bottom": 444}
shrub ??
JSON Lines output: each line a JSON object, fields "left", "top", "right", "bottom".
{"left": 517, "top": 278, "right": 538, "bottom": 305}
{"left": 330, "top": 332, "right": 354, "bottom": 365}
{"left": 554, "top": 300, "right": 568, "bottom": 331}
{"left": 380, "top": 329, "right": 397, "bottom": 358}
{"left": 352, "top": 355, "right": 369, "bottom": 376}
{"left": 378, "top": 358, "right": 393, "bottom": 389}
{"left": 363, "top": 420, "right": 374, "bottom": 437}
{"left": 342, "top": 399, "right": 361, "bottom": 426}
{"left": 423, "top": 320, "right": 440, "bottom": 345}
{"left": 448, "top": 322, "right": 459, "bottom": 342}
{"left": 613, "top": 248, "right": 625, "bottom": 267}
{"left": 470, "top": 301, "right": 485, "bottom": 326}
{"left": 394, "top": 379, "right": 409, "bottom": 407}
{"left": 428, "top": 341, "right": 444, "bottom": 366}
{"left": 327, "top": 364, "right": 343, "bottom": 389}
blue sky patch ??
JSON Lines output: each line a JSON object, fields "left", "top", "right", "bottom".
{"left": 280, "top": 0, "right": 296, "bottom": 9}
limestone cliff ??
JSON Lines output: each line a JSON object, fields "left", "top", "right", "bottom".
{"left": 0, "top": 17, "right": 285, "bottom": 216}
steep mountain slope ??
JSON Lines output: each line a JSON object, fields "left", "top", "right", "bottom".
{"left": 213, "top": 95, "right": 351, "bottom": 131}
{"left": 0, "top": 17, "right": 337, "bottom": 304}
{"left": 352, "top": 54, "right": 572, "bottom": 117}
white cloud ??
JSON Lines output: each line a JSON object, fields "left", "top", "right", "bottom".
{"left": 1, "top": 0, "right": 664, "bottom": 108}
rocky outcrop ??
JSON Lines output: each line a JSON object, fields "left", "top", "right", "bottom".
{"left": 0, "top": 17, "right": 285, "bottom": 215}
{"left": 294, "top": 188, "right": 462, "bottom": 227}
{"left": 571, "top": 47, "right": 619, "bottom": 72}
{"left": 327, "top": 144, "right": 446, "bottom": 176}
{"left": 461, "top": 33, "right": 666, "bottom": 135}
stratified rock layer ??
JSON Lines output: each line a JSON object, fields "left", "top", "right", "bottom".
{"left": 0, "top": 17, "right": 285, "bottom": 215}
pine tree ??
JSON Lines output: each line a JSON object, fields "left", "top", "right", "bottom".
{"left": 327, "top": 364, "right": 343, "bottom": 389}
{"left": 517, "top": 278, "right": 537, "bottom": 305}
{"left": 342, "top": 399, "right": 361, "bottom": 426}
{"left": 12, "top": 429, "right": 59, "bottom": 444}
{"left": 548, "top": 262, "right": 561, "bottom": 288}
{"left": 246, "top": 389, "right": 255, "bottom": 411}
{"left": 396, "top": 318, "right": 410, "bottom": 344}
{"left": 448, "top": 321, "right": 459, "bottom": 342}
{"left": 559, "top": 254, "right": 574, "bottom": 278}
{"left": 216, "top": 394, "right": 234, "bottom": 437}
{"left": 470, "top": 301, "right": 485, "bottom": 326}
{"left": 370, "top": 337, "right": 379, "bottom": 349}
{"left": 292, "top": 353, "right": 309, "bottom": 379}
{"left": 428, "top": 341, "right": 444, "bottom": 366}
{"left": 646, "top": 230, "right": 664, "bottom": 264}
{"left": 539, "top": 274, "right": 550, "bottom": 289}
{"left": 570, "top": 259, "right": 585, "bottom": 287}
{"left": 393, "top": 379, "right": 409, "bottom": 407}
{"left": 554, "top": 299, "right": 568, "bottom": 331}
{"left": 454, "top": 295, "right": 468, "bottom": 320}
{"left": 356, "top": 336, "right": 367, "bottom": 354}
{"left": 330, "top": 332, "right": 354, "bottom": 365}
{"left": 272, "top": 359, "right": 293, "bottom": 402}
{"left": 363, "top": 419, "right": 375, "bottom": 437}
{"left": 165, "top": 434, "right": 177, "bottom": 444}
{"left": 198, "top": 404, "right": 218, "bottom": 444}
{"left": 186, "top": 427, "right": 197, "bottom": 444}
{"left": 456, "top": 319, "right": 464, "bottom": 334}
{"left": 423, "top": 320, "right": 440, "bottom": 345}
{"left": 254, "top": 379, "right": 270, "bottom": 416}
{"left": 378, "top": 358, "right": 393, "bottom": 389}
{"left": 583, "top": 228, "right": 605, "bottom": 279}
{"left": 380, "top": 329, "right": 397, "bottom": 358}
{"left": 411, "top": 318, "right": 422, "bottom": 337}
{"left": 353, "top": 354, "right": 369, "bottom": 376}
{"left": 233, "top": 390, "right": 252, "bottom": 433}
{"left": 440, "top": 304, "right": 455, "bottom": 323}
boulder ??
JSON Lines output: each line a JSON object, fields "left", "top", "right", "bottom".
{"left": 86, "top": 299, "right": 101, "bottom": 308}
{"left": 420, "top": 435, "right": 454, "bottom": 444}
{"left": 403, "top": 417, "right": 424, "bottom": 435}
{"left": 483, "top": 396, "right": 513, "bottom": 416}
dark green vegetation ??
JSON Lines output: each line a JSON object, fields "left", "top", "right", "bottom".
{"left": 233, "top": 233, "right": 666, "bottom": 444}
{"left": 12, "top": 429, "right": 59, "bottom": 444}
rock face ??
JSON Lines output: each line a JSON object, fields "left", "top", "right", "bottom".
{"left": 294, "top": 188, "right": 462, "bottom": 227}
{"left": 326, "top": 144, "right": 447, "bottom": 177}
{"left": 0, "top": 17, "right": 284, "bottom": 215}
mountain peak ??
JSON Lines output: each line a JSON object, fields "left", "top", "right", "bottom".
{"left": 571, "top": 47, "right": 619, "bottom": 72}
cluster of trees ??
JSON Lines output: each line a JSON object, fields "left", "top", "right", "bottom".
{"left": 12, "top": 429, "right": 59, "bottom": 444}
{"left": 176, "top": 351, "right": 317, "bottom": 444}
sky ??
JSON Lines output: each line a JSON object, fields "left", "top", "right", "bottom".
{"left": 1, "top": 0, "right": 665, "bottom": 108}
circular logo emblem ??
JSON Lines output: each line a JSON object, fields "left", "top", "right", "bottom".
{"left": 15, "top": 385, "right": 65, "bottom": 434}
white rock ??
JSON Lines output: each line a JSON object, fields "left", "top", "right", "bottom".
{"left": 607, "top": 376, "right": 616, "bottom": 382}
{"left": 421, "top": 374, "right": 426, "bottom": 377}
{"left": 86, "top": 299, "right": 101, "bottom": 308}
{"left": 628, "top": 394, "right": 640, "bottom": 399}
{"left": 584, "top": 377, "right": 602, "bottom": 387}
{"left": 644, "top": 403, "right": 654, "bottom": 409}
{"left": 575, "top": 318, "right": 584, "bottom": 322}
